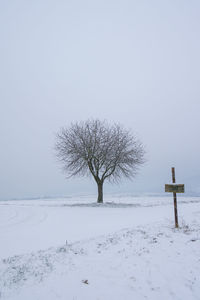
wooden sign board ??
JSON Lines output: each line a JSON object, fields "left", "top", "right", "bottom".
{"left": 165, "top": 184, "right": 184, "bottom": 193}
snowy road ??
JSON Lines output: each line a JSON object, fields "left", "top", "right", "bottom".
{"left": 0, "top": 196, "right": 199, "bottom": 258}
{"left": 0, "top": 196, "right": 200, "bottom": 300}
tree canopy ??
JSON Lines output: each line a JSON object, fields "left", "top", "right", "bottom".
{"left": 55, "top": 119, "right": 145, "bottom": 203}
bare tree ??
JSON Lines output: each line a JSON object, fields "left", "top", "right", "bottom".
{"left": 55, "top": 119, "right": 145, "bottom": 203}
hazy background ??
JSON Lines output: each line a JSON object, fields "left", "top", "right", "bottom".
{"left": 0, "top": 0, "right": 200, "bottom": 200}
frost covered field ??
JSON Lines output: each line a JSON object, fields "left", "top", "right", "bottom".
{"left": 0, "top": 195, "right": 200, "bottom": 300}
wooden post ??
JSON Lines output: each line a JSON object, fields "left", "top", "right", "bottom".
{"left": 172, "top": 167, "right": 179, "bottom": 228}
{"left": 165, "top": 168, "right": 184, "bottom": 227}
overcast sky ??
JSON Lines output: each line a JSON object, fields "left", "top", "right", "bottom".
{"left": 0, "top": 0, "right": 200, "bottom": 199}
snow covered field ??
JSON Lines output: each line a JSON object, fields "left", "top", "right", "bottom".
{"left": 0, "top": 195, "right": 200, "bottom": 300}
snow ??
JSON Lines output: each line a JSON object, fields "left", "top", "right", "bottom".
{"left": 0, "top": 195, "right": 200, "bottom": 300}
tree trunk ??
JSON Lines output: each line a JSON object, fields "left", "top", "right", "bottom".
{"left": 97, "top": 181, "right": 103, "bottom": 203}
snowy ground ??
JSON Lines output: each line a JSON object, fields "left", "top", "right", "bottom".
{"left": 0, "top": 195, "right": 200, "bottom": 300}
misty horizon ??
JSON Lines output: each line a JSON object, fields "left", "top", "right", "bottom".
{"left": 0, "top": 0, "right": 200, "bottom": 200}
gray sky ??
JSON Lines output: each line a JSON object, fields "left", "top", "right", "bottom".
{"left": 0, "top": 0, "right": 200, "bottom": 199}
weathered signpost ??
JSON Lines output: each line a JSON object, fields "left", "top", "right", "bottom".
{"left": 165, "top": 167, "right": 185, "bottom": 228}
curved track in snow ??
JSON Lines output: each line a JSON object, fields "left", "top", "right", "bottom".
{"left": 0, "top": 196, "right": 199, "bottom": 259}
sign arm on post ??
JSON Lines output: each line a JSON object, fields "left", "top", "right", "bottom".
{"left": 165, "top": 167, "right": 185, "bottom": 228}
